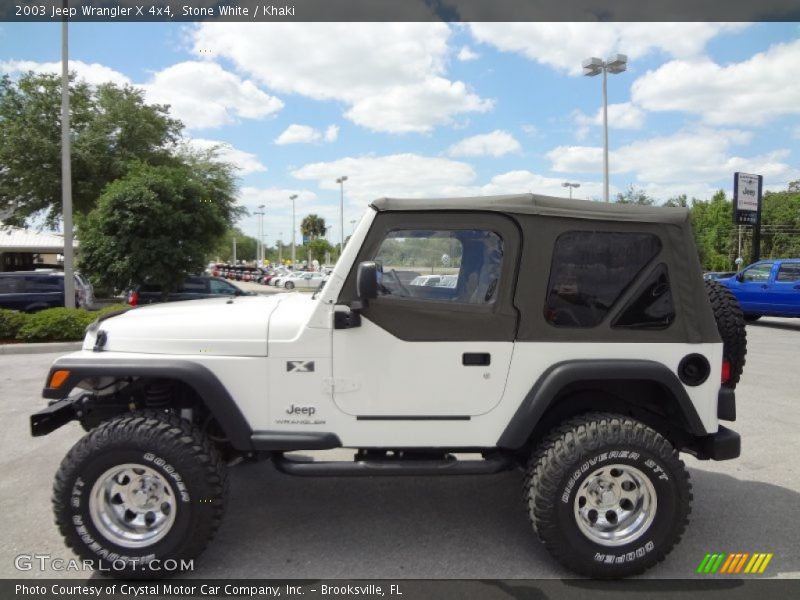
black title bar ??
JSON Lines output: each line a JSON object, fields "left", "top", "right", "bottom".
{"left": 4, "top": 0, "right": 800, "bottom": 23}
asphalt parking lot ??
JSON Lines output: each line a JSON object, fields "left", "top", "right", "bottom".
{"left": 1, "top": 318, "right": 798, "bottom": 580}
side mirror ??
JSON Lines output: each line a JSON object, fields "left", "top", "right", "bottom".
{"left": 357, "top": 261, "right": 378, "bottom": 301}
{"left": 735, "top": 272, "right": 744, "bottom": 282}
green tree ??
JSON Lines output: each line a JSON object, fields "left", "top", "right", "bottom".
{"left": 760, "top": 189, "right": 800, "bottom": 259}
{"left": 615, "top": 185, "right": 655, "bottom": 205}
{"left": 307, "top": 238, "right": 333, "bottom": 263}
{"left": 0, "top": 72, "right": 181, "bottom": 226}
{"left": 78, "top": 161, "right": 240, "bottom": 293}
{"left": 664, "top": 194, "right": 689, "bottom": 208}
{"left": 214, "top": 227, "right": 259, "bottom": 263}
{"left": 301, "top": 214, "right": 327, "bottom": 240}
{"left": 690, "top": 190, "right": 735, "bottom": 271}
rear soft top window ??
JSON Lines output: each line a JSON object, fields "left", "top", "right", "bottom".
{"left": 545, "top": 231, "right": 661, "bottom": 328}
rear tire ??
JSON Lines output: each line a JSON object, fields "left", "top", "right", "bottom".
{"left": 285, "top": 281, "right": 295, "bottom": 289}
{"left": 704, "top": 279, "right": 747, "bottom": 388}
{"left": 525, "top": 413, "right": 691, "bottom": 578}
{"left": 53, "top": 411, "right": 227, "bottom": 578}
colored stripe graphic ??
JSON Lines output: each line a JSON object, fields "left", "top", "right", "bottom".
{"left": 758, "top": 554, "right": 773, "bottom": 573}
{"left": 710, "top": 554, "right": 726, "bottom": 573}
{"left": 720, "top": 554, "right": 736, "bottom": 574}
{"left": 699, "top": 552, "right": 773, "bottom": 575}
{"left": 697, "top": 554, "right": 712, "bottom": 574}
{"left": 734, "top": 553, "right": 750, "bottom": 573}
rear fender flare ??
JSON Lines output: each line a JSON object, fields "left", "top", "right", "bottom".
{"left": 496, "top": 359, "right": 706, "bottom": 449}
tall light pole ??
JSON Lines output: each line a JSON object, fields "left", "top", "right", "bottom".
{"left": 254, "top": 205, "right": 265, "bottom": 264}
{"left": 289, "top": 194, "right": 298, "bottom": 266}
{"left": 278, "top": 232, "right": 283, "bottom": 264}
{"left": 61, "top": 2, "right": 75, "bottom": 308}
{"left": 561, "top": 182, "right": 581, "bottom": 199}
{"left": 583, "top": 54, "right": 627, "bottom": 203}
{"left": 336, "top": 176, "right": 348, "bottom": 260}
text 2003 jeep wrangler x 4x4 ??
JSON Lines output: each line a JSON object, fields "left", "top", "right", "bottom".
{"left": 31, "top": 194, "right": 746, "bottom": 578}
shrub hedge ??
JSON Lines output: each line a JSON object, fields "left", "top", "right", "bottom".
{"left": 1, "top": 304, "right": 131, "bottom": 343}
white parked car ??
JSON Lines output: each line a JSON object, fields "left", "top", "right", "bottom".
{"left": 282, "top": 271, "right": 325, "bottom": 290}
{"left": 409, "top": 274, "right": 443, "bottom": 287}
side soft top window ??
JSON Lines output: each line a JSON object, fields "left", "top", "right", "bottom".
{"left": 372, "top": 229, "right": 504, "bottom": 305}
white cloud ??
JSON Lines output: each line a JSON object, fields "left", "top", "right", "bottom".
{"left": 1, "top": 58, "right": 283, "bottom": 131}
{"left": 467, "top": 23, "right": 747, "bottom": 75}
{"left": 324, "top": 125, "right": 339, "bottom": 142}
{"left": 275, "top": 124, "right": 339, "bottom": 145}
{"left": 187, "top": 139, "right": 266, "bottom": 175}
{"left": 457, "top": 46, "right": 479, "bottom": 61}
{"left": 143, "top": 61, "right": 283, "bottom": 130}
{"left": 546, "top": 129, "right": 799, "bottom": 194}
{"left": 447, "top": 130, "right": 522, "bottom": 157}
{"left": 475, "top": 170, "right": 605, "bottom": 200}
{"left": 574, "top": 102, "right": 645, "bottom": 130}
{"left": 275, "top": 124, "right": 322, "bottom": 145}
{"left": 191, "top": 23, "right": 492, "bottom": 133}
{"left": 632, "top": 39, "right": 800, "bottom": 126}
{"left": 521, "top": 124, "right": 540, "bottom": 137}
{"left": 0, "top": 59, "right": 131, "bottom": 86}
{"left": 290, "top": 153, "right": 478, "bottom": 206}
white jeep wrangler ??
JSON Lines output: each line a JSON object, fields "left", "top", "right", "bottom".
{"left": 31, "top": 194, "right": 746, "bottom": 578}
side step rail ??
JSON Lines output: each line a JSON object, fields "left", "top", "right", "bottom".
{"left": 272, "top": 452, "right": 512, "bottom": 477}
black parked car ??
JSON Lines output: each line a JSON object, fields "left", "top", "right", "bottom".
{"left": 127, "top": 276, "right": 250, "bottom": 306}
{"left": 0, "top": 271, "right": 95, "bottom": 312}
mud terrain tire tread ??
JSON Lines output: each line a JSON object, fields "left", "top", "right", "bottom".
{"left": 524, "top": 412, "right": 692, "bottom": 578}
{"left": 52, "top": 410, "right": 228, "bottom": 576}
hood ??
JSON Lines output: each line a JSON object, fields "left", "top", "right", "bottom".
{"left": 85, "top": 295, "right": 283, "bottom": 356}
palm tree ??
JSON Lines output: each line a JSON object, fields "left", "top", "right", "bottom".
{"left": 301, "top": 214, "right": 327, "bottom": 240}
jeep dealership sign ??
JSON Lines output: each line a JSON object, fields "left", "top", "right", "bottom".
{"left": 733, "top": 172, "right": 763, "bottom": 225}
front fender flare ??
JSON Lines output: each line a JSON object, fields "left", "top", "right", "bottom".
{"left": 42, "top": 357, "right": 253, "bottom": 450}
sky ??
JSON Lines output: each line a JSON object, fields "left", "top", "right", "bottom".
{"left": 1, "top": 20, "right": 799, "bottom": 247}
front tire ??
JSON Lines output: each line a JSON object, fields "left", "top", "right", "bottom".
{"left": 52, "top": 411, "right": 228, "bottom": 578}
{"left": 284, "top": 281, "right": 295, "bottom": 289}
{"left": 525, "top": 413, "right": 691, "bottom": 578}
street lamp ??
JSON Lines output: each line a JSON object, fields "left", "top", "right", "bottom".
{"left": 289, "top": 194, "right": 298, "bottom": 266}
{"left": 254, "top": 205, "right": 265, "bottom": 264}
{"left": 583, "top": 53, "right": 627, "bottom": 203}
{"left": 60, "top": 3, "right": 75, "bottom": 308}
{"left": 336, "top": 176, "right": 348, "bottom": 260}
{"left": 561, "top": 182, "right": 581, "bottom": 199}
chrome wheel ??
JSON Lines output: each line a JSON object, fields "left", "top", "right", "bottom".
{"left": 89, "top": 463, "right": 177, "bottom": 549}
{"left": 573, "top": 463, "right": 657, "bottom": 547}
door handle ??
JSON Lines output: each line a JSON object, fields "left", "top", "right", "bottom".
{"left": 463, "top": 353, "right": 491, "bottom": 366}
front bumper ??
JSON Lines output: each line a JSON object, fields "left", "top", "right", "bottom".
{"left": 689, "top": 425, "right": 741, "bottom": 461}
{"left": 30, "top": 396, "right": 80, "bottom": 437}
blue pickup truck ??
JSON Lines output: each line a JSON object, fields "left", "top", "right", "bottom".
{"left": 720, "top": 259, "right": 800, "bottom": 321}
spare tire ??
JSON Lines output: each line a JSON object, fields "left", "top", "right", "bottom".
{"left": 704, "top": 279, "right": 747, "bottom": 388}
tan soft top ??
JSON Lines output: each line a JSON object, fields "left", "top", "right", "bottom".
{"left": 371, "top": 193, "right": 690, "bottom": 226}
